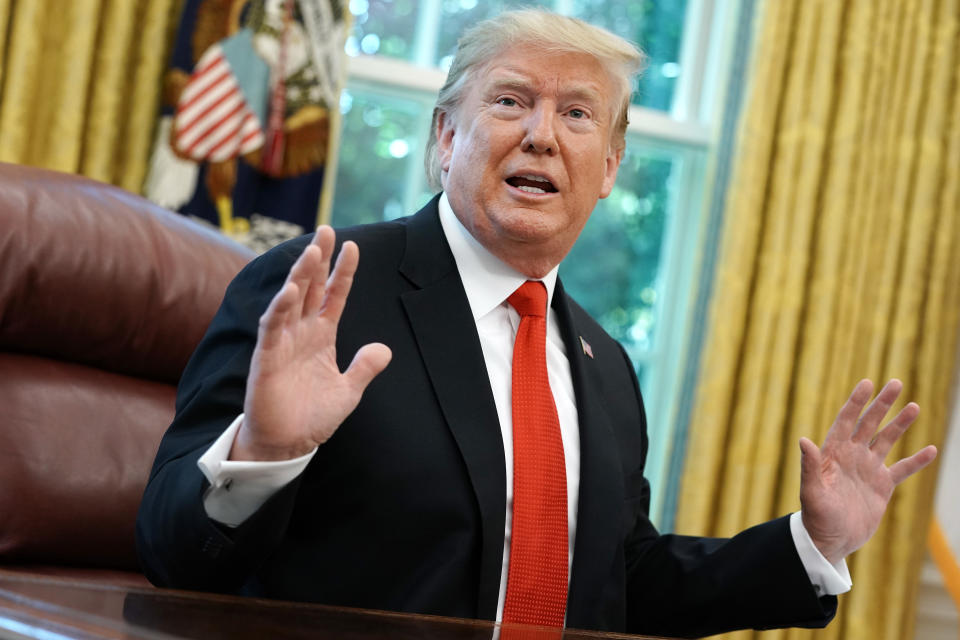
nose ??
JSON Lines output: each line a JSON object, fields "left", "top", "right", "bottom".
{"left": 521, "top": 103, "right": 558, "bottom": 155}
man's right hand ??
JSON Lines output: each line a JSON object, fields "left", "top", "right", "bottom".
{"left": 230, "top": 226, "right": 392, "bottom": 461}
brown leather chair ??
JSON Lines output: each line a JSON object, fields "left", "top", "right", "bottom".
{"left": 0, "top": 163, "right": 255, "bottom": 586}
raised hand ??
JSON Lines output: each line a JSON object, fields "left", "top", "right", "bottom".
{"left": 799, "top": 379, "right": 938, "bottom": 564}
{"left": 230, "top": 226, "right": 393, "bottom": 461}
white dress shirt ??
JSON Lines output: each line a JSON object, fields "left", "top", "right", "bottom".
{"left": 198, "top": 193, "right": 851, "bottom": 619}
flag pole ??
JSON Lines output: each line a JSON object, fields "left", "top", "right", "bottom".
{"left": 316, "top": 7, "right": 353, "bottom": 228}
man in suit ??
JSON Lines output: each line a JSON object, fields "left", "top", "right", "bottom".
{"left": 136, "top": 9, "right": 937, "bottom": 638}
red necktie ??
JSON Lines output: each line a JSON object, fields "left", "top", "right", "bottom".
{"left": 502, "top": 281, "right": 568, "bottom": 628}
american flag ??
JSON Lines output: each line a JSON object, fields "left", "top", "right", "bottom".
{"left": 173, "top": 44, "right": 264, "bottom": 162}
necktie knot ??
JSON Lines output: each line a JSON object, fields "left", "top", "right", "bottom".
{"left": 508, "top": 281, "right": 547, "bottom": 318}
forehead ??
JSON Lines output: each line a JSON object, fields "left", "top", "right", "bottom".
{"left": 473, "top": 49, "right": 614, "bottom": 106}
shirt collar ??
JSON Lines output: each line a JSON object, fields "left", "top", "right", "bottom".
{"left": 438, "top": 192, "right": 558, "bottom": 321}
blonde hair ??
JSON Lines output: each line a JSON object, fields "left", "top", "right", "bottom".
{"left": 424, "top": 9, "right": 646, "bottom": 191}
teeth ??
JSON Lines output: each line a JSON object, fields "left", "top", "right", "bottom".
{"left": 520, "top": 174, "right": 549, "bottom": 182}
{"left": 517, "top": 185, "right": 547, "bottom": 194}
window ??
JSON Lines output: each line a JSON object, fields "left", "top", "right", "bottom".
{"left": 331, "top": 0, "right": 743, "bottom": 527}
{"left": 346, "top": 0, "right": 690, "bottom": 110}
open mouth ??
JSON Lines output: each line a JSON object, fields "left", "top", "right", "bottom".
{"left": 505, "top": 174, "right": 558, "bottom": 194}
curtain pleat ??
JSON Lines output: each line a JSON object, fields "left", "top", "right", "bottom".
{"left": 82, "top": 0, "right": 140, "bottom": 184}
{"left": 0, "top": 0, "right": 12, "bottom": 95}
{"left": 677, "top": 0, "right": 960, "bottom": 637}
{"left": 116, "top": 0, "right": 183, "bottom": 193}
{"left": 0, "top": 1, "right": 49, "bottom": 164}
{"left": 0, "top": 0, "right": 180, "bottom": 190}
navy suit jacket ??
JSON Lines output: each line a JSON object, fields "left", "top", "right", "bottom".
{"left": 136, "top": 197, "right": 836, "bottom": 637}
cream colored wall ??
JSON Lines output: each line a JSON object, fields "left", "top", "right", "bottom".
{"left": 914, "top": 554, "right": 958, "bottom": 640}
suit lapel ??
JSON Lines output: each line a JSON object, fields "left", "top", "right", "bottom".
{"left": 552, "top": 280, "right": 625, "bottom": 628}
{"left": 398, "top": 200, "right": 506, "bottom": 620}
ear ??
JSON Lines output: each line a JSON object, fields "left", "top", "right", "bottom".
{"left": 436, "top": 110, "right": 456, "bottom": 172}
{"left": 599, "top": 147, "right": 623, "bottom": 199}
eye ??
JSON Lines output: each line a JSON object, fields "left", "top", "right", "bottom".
{"left": 568, "top": 108, "right": 588, "bottom": 119}
{"left": 496, "top": 97, "right": 518, "bottom": 107}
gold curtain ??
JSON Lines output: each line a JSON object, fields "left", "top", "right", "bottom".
{"left": 0, "top": 0, "right": 181, "bottom": 193}
{"left": 676, "top": 0, "right": 960, "bottom": 638}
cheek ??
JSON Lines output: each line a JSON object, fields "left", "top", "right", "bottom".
{"left": 592, "top": 150, "right": 617, "bottom": 191}
{"left": 464, "top": 122, "right": 507, "bottom": 162}
{"left": 570, "top": 159, "right": 605, "bottom": 194}
{"left": 463, "top": 132, "right": 491, "bottom": 161}
{"left": 449, "top": 134, "right": 477, "bottom": 171}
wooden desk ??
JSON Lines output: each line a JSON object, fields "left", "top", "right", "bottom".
{"left": 0, "top": 571, "right": 671, "bottom": 640}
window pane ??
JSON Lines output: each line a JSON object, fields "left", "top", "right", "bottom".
{"left": 433, "top": 0, "right": 542, "bottom": 69}
{"left": 559, "top": 146, "right": 676, "bottom": 363}
{"left": 347, "top": 1, "right": 690, "bottom": 111}
{"left": 347, "top": 0, "right": 420, "bottom": 59}
{"left": 567, "top": 0, "right": 688, "bottom": 111}
{"left": 331, "top": 87, "right": 428, "bottom": 227}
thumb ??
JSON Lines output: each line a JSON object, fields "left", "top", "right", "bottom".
{"left": 798, "top": 437, "right": 823, "bottom": 494}
{"left": 344, "top": 342, "right": 392, "bottom": 393}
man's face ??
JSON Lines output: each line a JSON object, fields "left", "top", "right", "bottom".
{"left": 437, "top": 46, "right": 623, "bottom": 278}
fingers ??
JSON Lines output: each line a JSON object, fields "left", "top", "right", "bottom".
{"left": 286, "top": 226, "right": 358, "bottom": 325}
{"left": 889, "top": 445, "right": 938, "bottom": 485}
{"left": 869, "top": 401, "right": 920, "bottom": 459}
{"left": 280, "top": 236, "right": 325, "bottom": 323}
{"left": 301, "top": 226, "right": 336, "bottom": 317}
{"left": 321, "top": 241, "right": 359, "bottom": 322}
{"left": 257, "top": 281, "right": 300, "bottom": 349}
{"left": 827, "top": 379, "right": 874, "bottom": 442}
{"left": 851, "top": 379, "right": 903, "bottom": 444}
{"left": 798, "top": 436, "right": 824, "bottom": 494}
{"left": 344, "top": 343, "right": 393, "bottom": 392}
{"left": 258, "top": 226, "right": 356, "bottom": 348}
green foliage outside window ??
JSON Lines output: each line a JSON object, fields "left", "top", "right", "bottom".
{"left": 347, "top": 0, "right": 689, "bottom": 112}
{"left": 561, "top": 151, "right": 673, "bottom": 362}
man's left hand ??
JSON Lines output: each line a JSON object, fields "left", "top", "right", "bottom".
{"left": 799, "top": 379, "right": 938, "bottom": 565}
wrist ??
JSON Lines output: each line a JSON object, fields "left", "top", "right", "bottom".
{"left": 229, "top": 419, "right": 317, "bottom": 462}
{"left": 801, "top": 511, "right": 847, "bottom": 565}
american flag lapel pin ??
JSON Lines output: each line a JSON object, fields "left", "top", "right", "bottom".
{"left": 580, "top": 336, "right": 594, "bottom": 359}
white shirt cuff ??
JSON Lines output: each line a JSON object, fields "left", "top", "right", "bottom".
{"left": 789, "top": 511, "right": 852, "bottom": 596}
{"left": 197, "top": 414, "right": 317, "bottom": 527}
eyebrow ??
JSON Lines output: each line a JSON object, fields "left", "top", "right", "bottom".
{"left": 485, "top": 70, "right": 605, "bottom": 106}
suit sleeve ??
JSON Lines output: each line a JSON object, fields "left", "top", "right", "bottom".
{"left": 135, "top": 238, "right": 313, "bottom": 592}
{"left": 614, "top": 345, "right": 837, "bottom": 638}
